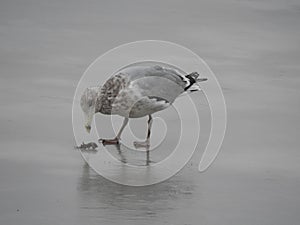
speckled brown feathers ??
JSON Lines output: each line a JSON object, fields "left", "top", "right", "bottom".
{"left": 95, "top": 74, "right": 128, "bottom": 115}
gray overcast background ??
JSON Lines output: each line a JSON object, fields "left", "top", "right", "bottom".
{"left": 0, "top": 0, "right": 300, "bottom": 225}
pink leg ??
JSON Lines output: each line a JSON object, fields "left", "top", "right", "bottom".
{"left": 134, "top": 115, "right": 153, "bottom": 148}
{"left": 99, "top": 117, "right": 129, "bottom": 145}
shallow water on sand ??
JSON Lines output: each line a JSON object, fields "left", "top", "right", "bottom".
{"left": 1, "top": 0, "right": 300, "bottom": 224}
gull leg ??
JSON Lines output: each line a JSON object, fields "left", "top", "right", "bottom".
{"left": 116, "top": 144, "right": 127, "bottom": 163}
{"left": 99, "top": 117, "right": 129, "bottom": 145}
{"left": 134, "top": 115, "right": 153, "bottom": 148}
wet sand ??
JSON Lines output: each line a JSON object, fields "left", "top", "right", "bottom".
{"left": 1, "top": 0, "right": 300, "bottom": 224}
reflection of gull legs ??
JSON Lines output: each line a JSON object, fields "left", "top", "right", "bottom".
{"left": 116, "top": 144, "right": 127, "bottom": 164}
{"left": 134, "top": 115, "right": 153, "bottom": 148}
{"left": 146, "top": 149, "right": 150, "bottom": 166}
{"left": 99, "top": 117, "right": 129, "bottom": 145}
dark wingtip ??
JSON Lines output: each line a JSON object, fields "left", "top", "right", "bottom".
{"left": 187, "top": 72, "right": 200, "bottom": 79}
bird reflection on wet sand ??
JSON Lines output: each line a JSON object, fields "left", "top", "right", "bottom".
{"left": 96, "top": 142, "right": 157, "bottom": 166}
{"left": 77, "top": 162, "right": 197, "bottom": 224}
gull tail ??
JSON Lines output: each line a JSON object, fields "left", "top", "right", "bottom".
{"left": 184, "top": 72, "right": 207, "bottom": 92}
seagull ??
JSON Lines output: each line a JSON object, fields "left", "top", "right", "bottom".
{"left": 80, "top": 64, "right": 207, "bottom": 147}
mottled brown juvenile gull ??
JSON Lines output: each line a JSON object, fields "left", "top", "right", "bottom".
{"left": 80, "top": 64, "right": 207, "bottom": 147}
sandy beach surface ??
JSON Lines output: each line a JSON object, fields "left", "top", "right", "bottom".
{"left": 0, "top": 0, "right": 300, "bottom": 224}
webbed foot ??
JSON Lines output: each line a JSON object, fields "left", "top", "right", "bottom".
{"left": 99, "top": 137, "right": 120, "bottom": 145}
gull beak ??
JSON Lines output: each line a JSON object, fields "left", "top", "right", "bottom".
{"left": 84, "top": 111, "right": 93, "bottom": 133}
{"left": 85, "top": 125, "right": 91, "bottom": 133}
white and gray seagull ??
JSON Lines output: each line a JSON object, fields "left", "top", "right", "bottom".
{"left": 80, "top": 64, "right": 207, "bottom": 147}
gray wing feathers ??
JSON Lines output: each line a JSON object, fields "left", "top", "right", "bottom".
{"left": 119, "top": 65, "right": 187, "bottom": 89}
{"left": 117, "top": 65, "right": 187, "bottom": 103}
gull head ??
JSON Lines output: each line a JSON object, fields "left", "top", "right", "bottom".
{"left": 80, "top": 87, "right": 98, "bottom": 133}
